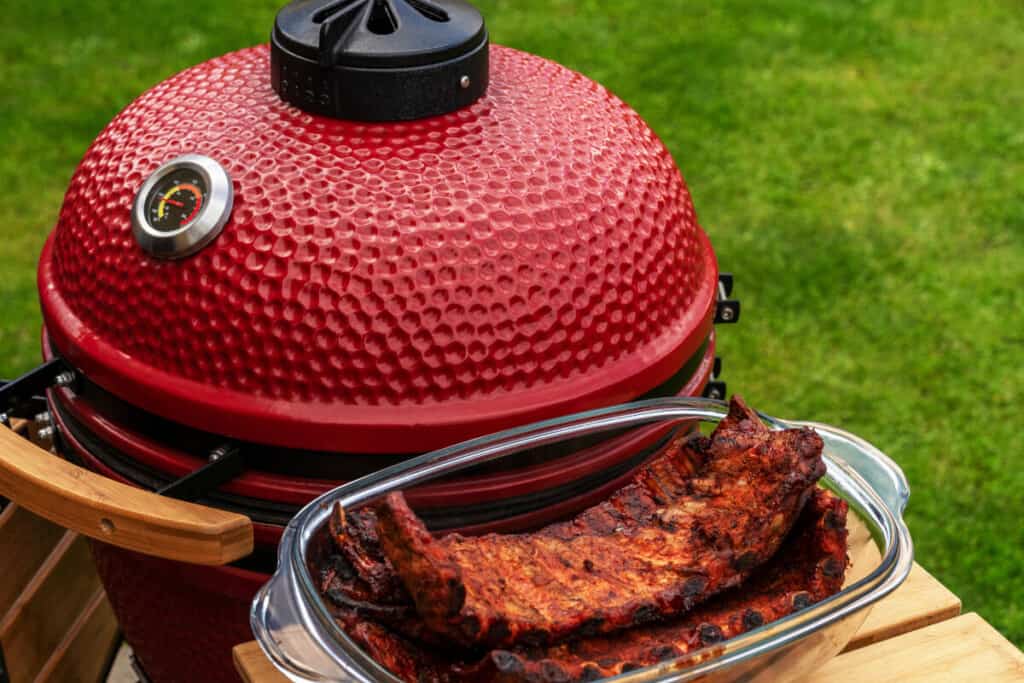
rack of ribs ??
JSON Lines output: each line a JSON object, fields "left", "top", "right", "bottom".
{"left": 323, "top": 488, "right": 848, "bottom": 683}
{"left": 461, "top": 488, "right": 849, "bottom": 682}
{"left": 374, "top": 396, "right": 827, "bottom": 648}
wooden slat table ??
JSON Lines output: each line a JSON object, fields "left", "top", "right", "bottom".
{"left": 232, "top": 562, "right": 1024, "bottom": 682}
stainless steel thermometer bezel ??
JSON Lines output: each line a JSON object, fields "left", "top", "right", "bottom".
{"left": 132, "top": 154, "right": 233, "bottom": 259}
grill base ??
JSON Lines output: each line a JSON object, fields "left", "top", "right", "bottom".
{"left": 92, "top": 542, "right": 261, "bottom": 683}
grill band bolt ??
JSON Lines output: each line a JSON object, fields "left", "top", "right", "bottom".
{"left": 209, "top": 444, "right": 237, "bottom": 463}
{"left": 714, "top": 273, "right": 741, "bottom": 324}
{"left": 157, "top": 443, "right": 245, "bottom": 501}
{"left": 54, "top": 371, "right": 76, "bottom": 388}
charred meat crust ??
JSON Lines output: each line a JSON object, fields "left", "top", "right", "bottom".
{"left": 469, "top": 489, "right": 850, "bottom": 682}
{"left": 375, "top": 396, "right": 827, "bottom": 648}
{"left": 325, "top": 505, "right": 408, "bottom": 606}
{"left": 328, "top": 489, "right": 849, "bottom": 683}
{"left": 322, "top": 506, "right": 448, "bottom": 643}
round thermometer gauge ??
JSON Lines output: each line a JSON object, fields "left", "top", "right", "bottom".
{"left": 132, "top": 154, "right": 233, "bottom": 259}
{"left": 146, "top": 168, "right": 206, "bottom": 232}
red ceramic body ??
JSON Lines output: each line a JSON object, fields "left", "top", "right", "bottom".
{"left": 89, "top": 541, "right": 264, "bottom": 683}
{"left": 38, "top": 44, "right": 718, "bottom": 454}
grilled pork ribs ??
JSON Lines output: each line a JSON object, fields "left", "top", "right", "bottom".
{"left": 461, "top": 489, "right": 849, "bottom": 682}
{"left": 323, "top": 491, "right": 848, "bottom": 683}
{"left": 316, "top": 396, "right": 847, "bottom": 682}
{"left": 375, "top": 396, "right": 827, "bottom": 648}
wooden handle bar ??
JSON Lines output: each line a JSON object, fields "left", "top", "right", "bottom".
{"left": 0, "top": 426, "right": 253, "bottom": 565}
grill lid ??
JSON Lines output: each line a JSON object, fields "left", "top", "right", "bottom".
{"left": 39, "top": 14, "right": 718, "bottom": 454}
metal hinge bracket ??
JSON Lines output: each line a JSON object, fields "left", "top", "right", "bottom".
{"left": 715, "top": 273, "right": 740, "bottom": 324}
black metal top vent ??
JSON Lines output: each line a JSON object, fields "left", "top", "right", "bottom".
{"left": 271, "top": 0, "right": 489, "bottom": 121}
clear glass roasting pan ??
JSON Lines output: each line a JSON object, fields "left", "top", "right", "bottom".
{"left": 251, "top": 397, "right": 913, "bottom": 682}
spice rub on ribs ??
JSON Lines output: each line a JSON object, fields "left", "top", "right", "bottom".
{"left": 323, "top": 506, "right": 407, "bottom": 607}
{"left": 462, "top": 489, "right": 849, "bottom": 682}
{"left": 375, "top": 396, "right": 827, "bottom": 648}
{"left": 322, "top": 489, "right": 849, "bottom": 683}
{"left": 320, "top": 418, "right": 708, "bottom": 641}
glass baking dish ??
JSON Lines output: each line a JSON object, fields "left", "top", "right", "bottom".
{"left": 250, "top": 397, "right": 913, "bottom": 682}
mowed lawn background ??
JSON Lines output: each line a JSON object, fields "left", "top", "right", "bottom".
{"left": 2, "top": 0, "right": 1021, "bottom": 645}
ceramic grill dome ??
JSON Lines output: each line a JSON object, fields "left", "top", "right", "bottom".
{"left": 38, "top": 5, "right": 718, "bottom": 455}
{"left": 5, "top": 3, "right": 736, "bottom": 681}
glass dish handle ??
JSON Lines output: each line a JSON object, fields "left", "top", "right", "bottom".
{"left": 249, "top": 531, "right": 369, "bottom": 683}
{"left": 791, "top": 421, "right": 910, "bottom": 516}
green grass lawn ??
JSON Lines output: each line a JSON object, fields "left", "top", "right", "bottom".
{"left": 2, "top": 0, "right": 1022, "bottom": 646}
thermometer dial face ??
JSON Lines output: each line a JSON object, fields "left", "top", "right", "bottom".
{"left": 131, "top": 154, "right": 233, "bottom": 259}
{"left": 144, "top": 168, "right": 208, "bottom": 232}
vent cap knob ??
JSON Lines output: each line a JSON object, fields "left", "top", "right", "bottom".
{"left": 271, "top": 0, "right": 488, "bottom": 121}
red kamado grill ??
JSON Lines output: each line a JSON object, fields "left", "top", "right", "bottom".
{"left": 0, "top": 1, "right": 740, "bottom": 681}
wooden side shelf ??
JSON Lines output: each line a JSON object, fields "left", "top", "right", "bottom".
{"left": 32, "top": 589, "right": 119, "bottom": 683}
{"left": 231, "top": 560, "right": 997, "bottom": 683}
{"left": 0, "top": 483, "right": 120, "bottom": 683}
{"left": 844, "top": 563, "right": 961, "bottom": 651}
{"left": 0, "top": 505, "right": 65, "bottom": 615}
{"left": 809, "top": 613, "right": 1024, "bottom": 682}
{"left": 234, "top": 642, "right": 283, "bottom": 683}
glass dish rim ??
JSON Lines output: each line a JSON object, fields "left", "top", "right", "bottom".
{"left": 251, "top": 396, "right": 914, "bottom": 683}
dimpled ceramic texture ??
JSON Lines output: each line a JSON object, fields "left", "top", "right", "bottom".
{"left": 39, "top": 45, "right": 718, "bottom": 453}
